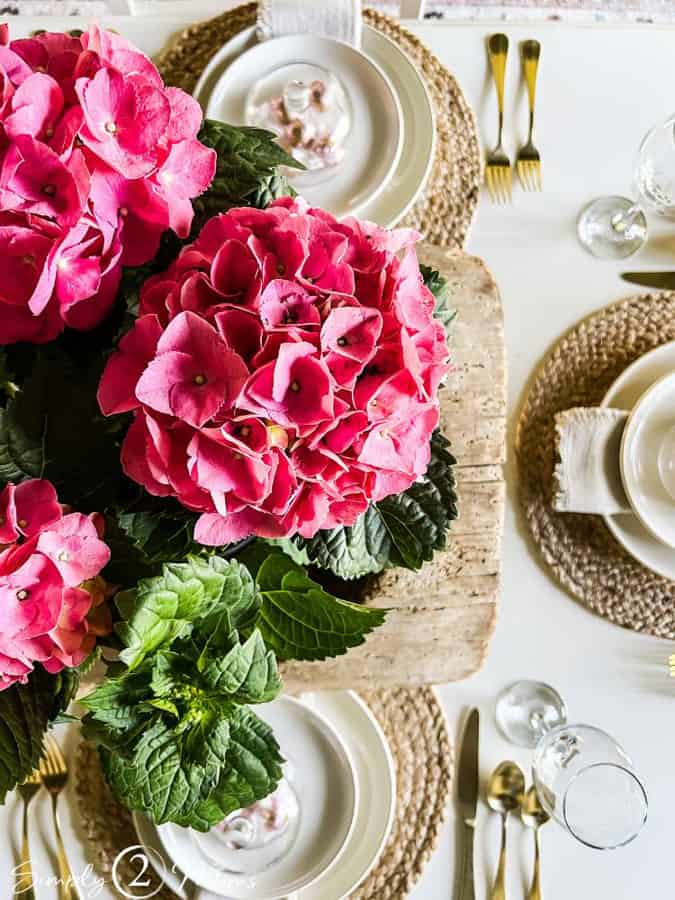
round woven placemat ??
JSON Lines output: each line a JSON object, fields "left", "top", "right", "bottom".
{"left": 516, "top": 293, "right": 675, "bottom": 637}
{"left": 155, "top": 3, "right": 481, "bottom": 249}
{"left": 74, "top": 687, "right": 452, "bottom": 899}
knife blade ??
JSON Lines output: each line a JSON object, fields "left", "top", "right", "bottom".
{"left": 456, "top": 708, "right": 479, "bottom": 900}
{"left": 621, "top": 271, "right": 675, "bottom": 290}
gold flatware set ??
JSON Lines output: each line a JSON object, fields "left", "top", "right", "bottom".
{"left": 486, "top": 34, "right": 542, "bottom": 201}
{"left": 456, "top": 711, "right": 550, "bottom": 900}
{"left": 14, "top": 735, "right": 79, "bottom": 900}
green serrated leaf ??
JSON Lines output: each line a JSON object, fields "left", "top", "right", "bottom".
{"left": 0, "top": 667, "right": 79, "bottom": 802}
{"left": 286, "top": 506, "right": 391, "bottom": 580}
{"left": 115, "top": 556, "right": 260, "bottom": 670}
{"left": 254, "top": 553, "right": 387, "bottom": 661}
{"left": 200, "top": 631, "right": 281, "bottom": 703}
{"left": 420, "top": 263, "right": 456, "bottom": 337}
{"left": 193, "top": 120, "right": 302, "bottom": 227}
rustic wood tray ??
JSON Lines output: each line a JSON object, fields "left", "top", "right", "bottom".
{"left": 283, "top": 244, "right": 506, "bottom": 689}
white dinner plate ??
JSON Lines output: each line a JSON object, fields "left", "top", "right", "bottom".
{"left": 204, "top": 35, "right": 402, "bottom": 220}
{"left": 601, "top": 340, "right": 675, "bottom": 579}
{"left": 156, "top": 696, "right": 357, "bottom": 899}
{"left": 193, "top": 25, "right": 435, "bottom": 227}
{"left": 620, "top": 373, "right": 675, "bottom": 549}
{"left": 134, "top": 691, "right": 396, "bottom": 900}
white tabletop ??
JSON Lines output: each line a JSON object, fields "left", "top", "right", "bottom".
{"left": 1, "top": 12, "right": 674, "bottom": 900}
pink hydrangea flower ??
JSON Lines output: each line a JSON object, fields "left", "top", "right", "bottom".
{"left": 0, "top": 24, "right": 216, "bottom": 345}
{"left": 99, "top": 200, "right": 450, "bottom": 543}
{"left": 0, "top": 479, "right": 111, "bottom": 691}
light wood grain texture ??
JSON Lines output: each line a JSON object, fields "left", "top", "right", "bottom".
{"left": 283, "top": 245, "right": 506, "bottom": 689}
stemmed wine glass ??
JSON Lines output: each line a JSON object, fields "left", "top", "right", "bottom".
{"left": 496, "top": 681, "right": 648, "bottom": 850}
{"left": 577, "top": 113, "right": 675, "bottom": 258}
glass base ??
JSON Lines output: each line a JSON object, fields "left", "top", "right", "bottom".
{"left": 577, "top": 196, "right": 647, "bottom": 259}
{"left": 495, "top": 681, "right": 567, "bottom": 748}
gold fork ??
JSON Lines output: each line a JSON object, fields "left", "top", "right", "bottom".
{"left": 517, "top": 40, "right": 542, "bottom": 191}
{"left": 15, "top": 770, "right": 42, "bottom": 900}
{"left": 39, "top": 735, "right": 80, "bottom": 900}
{"left": 669, "top": 654, "right": 675, "bottom": 677}
{"left": 485, "top": 33, "right": 512, "bottom": 203}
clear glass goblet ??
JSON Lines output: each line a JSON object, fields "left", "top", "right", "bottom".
{"left": 577, "top": 113, "right": 675, "bottom": 259}
{"left": 496, "top": 681, "right": 648, "bottom": 850}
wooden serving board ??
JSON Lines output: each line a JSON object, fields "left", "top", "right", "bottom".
{"left": 283, "top": 245, "right": 506, "bottom": 689}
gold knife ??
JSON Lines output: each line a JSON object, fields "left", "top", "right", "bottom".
{"left": 621, "top": 271, "right": 675, "bottom": 290}
{"left": 456, "top": 708, "right": 479, "bottom": 900}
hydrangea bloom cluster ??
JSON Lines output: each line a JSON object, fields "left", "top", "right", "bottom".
{"left": 0, "top": 24, "right": 216, "bottom": 344}
{"left": 0, "top": 479, "right": 111, "bottom": 690}
{"left": 98, "top": 199, "right": 450, "bottom": 544}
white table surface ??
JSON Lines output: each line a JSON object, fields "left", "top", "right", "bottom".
{"left": 1, "top": 11, "right": 674, "bottom": 900}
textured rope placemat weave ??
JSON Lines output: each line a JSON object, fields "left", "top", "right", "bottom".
{"left": 75, "top": 687, "right": 452, "bottom": 899}
{"left": 155, "top": 3, "right": 481, "bottom": 248}
{"left": 516, "top": 293, "right": 675, "bottom": 637}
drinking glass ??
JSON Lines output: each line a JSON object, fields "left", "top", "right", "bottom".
{"left": 496, "top": 681, "right": 648, "bottom": 850}
{"left": 577, "top": 113, "right": 675, "bottom": 258}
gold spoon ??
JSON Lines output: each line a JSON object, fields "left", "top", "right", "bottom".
{"left": 486, "top": 761, "right": 526, "bottom": 900}
{"left": 521, "top": 786, "right": 550, "bottom": 900}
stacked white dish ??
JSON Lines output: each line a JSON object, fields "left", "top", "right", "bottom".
{"left": 193, "top": 27, "right": 436, "bottom": 226}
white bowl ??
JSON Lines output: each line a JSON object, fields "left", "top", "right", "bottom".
{"left": 620, "top": 372, "right": 675, "bottom": 549}
{"left": 204, "top": 34, "right": 403, "bottom": 220}
{"left": 156, "top": 695, "right": 358, "bottom": 899}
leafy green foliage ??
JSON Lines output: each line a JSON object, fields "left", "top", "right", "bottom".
{"left": 420, "top": 263, "right": 456, "bottom": 337}
{"left": 287, "top": 432, "right": 458, "bottom": 578}
{"left": 193, "top": 120, "right": 302, "bottom": 229}
{"left": 0, "top": 668, "right": 79, "bottom": 803}
{"left": 114, "top": 556, "right": 260, "bottom": 669}
{"left": 81, "top": 555, "right": 283, "bottom": 829}
{"left": 0, "top": 346, "right": 120, "bottom": 509}
{"left": 254, "top": 553, "right": 387, "bottom": 660}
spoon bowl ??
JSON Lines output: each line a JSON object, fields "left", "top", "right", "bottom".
{"left": 487, "top": 761, "right": 526, "bottom": 814}
{"left": 521, "top": 786, "right": 550, "bottom": 830}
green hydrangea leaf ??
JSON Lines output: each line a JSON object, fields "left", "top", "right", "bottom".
{"left": 193, "top": 121, "right": 302, "bottom": 227}
{"left": 115, "top": 556, "right": 260, "bottom": 669}
{"left": 199, "top": 631, "right": 281, "bottom": 704}
{"left": 253, "top": 553, "right": 387, "bottom": 661}
{"left": 420, "top": 263, "right": 456, "bottom": 337}
{"left": 0, "top": 668, "right": 79, "bottom": 803}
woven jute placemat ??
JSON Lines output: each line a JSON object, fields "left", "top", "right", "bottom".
{"left": 74, "top": 687, "right": 452, "bottom": 899}
{"left": 516, "top": 293, "right": 675, "bottom": 637}
{"left": 155, "top": 3, "right": 481, "bottom": 249}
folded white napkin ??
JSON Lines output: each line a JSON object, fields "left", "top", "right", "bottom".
{"left": 257, "top": 0, "right": 362, "bottom": 49}
{"left": 553, "top": 407, "right": 630, "bottom": 515}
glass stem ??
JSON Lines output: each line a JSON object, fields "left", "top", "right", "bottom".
{"left": 611, "top": 202, "right": 643, "bottom": 234}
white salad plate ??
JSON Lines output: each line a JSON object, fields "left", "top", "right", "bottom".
{"left": 193, "top": 25, "right": 435, "bottom": 227}
{"left": 602, "top": 340, "right": 675, "bottom": 579}
{"left": 133, "top": 691, "right": 396, "bottom": 900}
{"left": 156, "top": 695, "right": 357, "bottom": 899}
{"left": 203, "top": 34, "right": 402, "bottom": 220}
{"left": 620, "top": 372, "right": 675, "bottom": 550}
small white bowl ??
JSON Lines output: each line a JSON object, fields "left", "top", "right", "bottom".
{"left": 156, "top": 695, "right": 358, "bottom": 899}
{"left": 620, "top": 371, "right": 675, "bottom": 549}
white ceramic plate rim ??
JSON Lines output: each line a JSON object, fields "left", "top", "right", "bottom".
{"left": 155, "top": 695, "right": 358, "bottom": 899}
{"left": 620, "top": 372, "right": 675, "bottom": 549}
{"left": 203, "top": 34, "right": 403, "bottom": 220}
{"left": 132, "top": 690, "right": 395, "bottom": 900}
{"left": 601, "top": 340, "right": 675, "bottom": 579}
{"left": 193, "top": 25, "right": 435, "bottom": 227}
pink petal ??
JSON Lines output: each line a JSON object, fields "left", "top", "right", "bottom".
{"left": 98, "top": 314, "right": 163, "bottom": 415}
{"left": 14, "top": 479, "right": 62, "bottom": 537}
{"left": 37, "top": 512, "right": 111, "bottom": 586}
